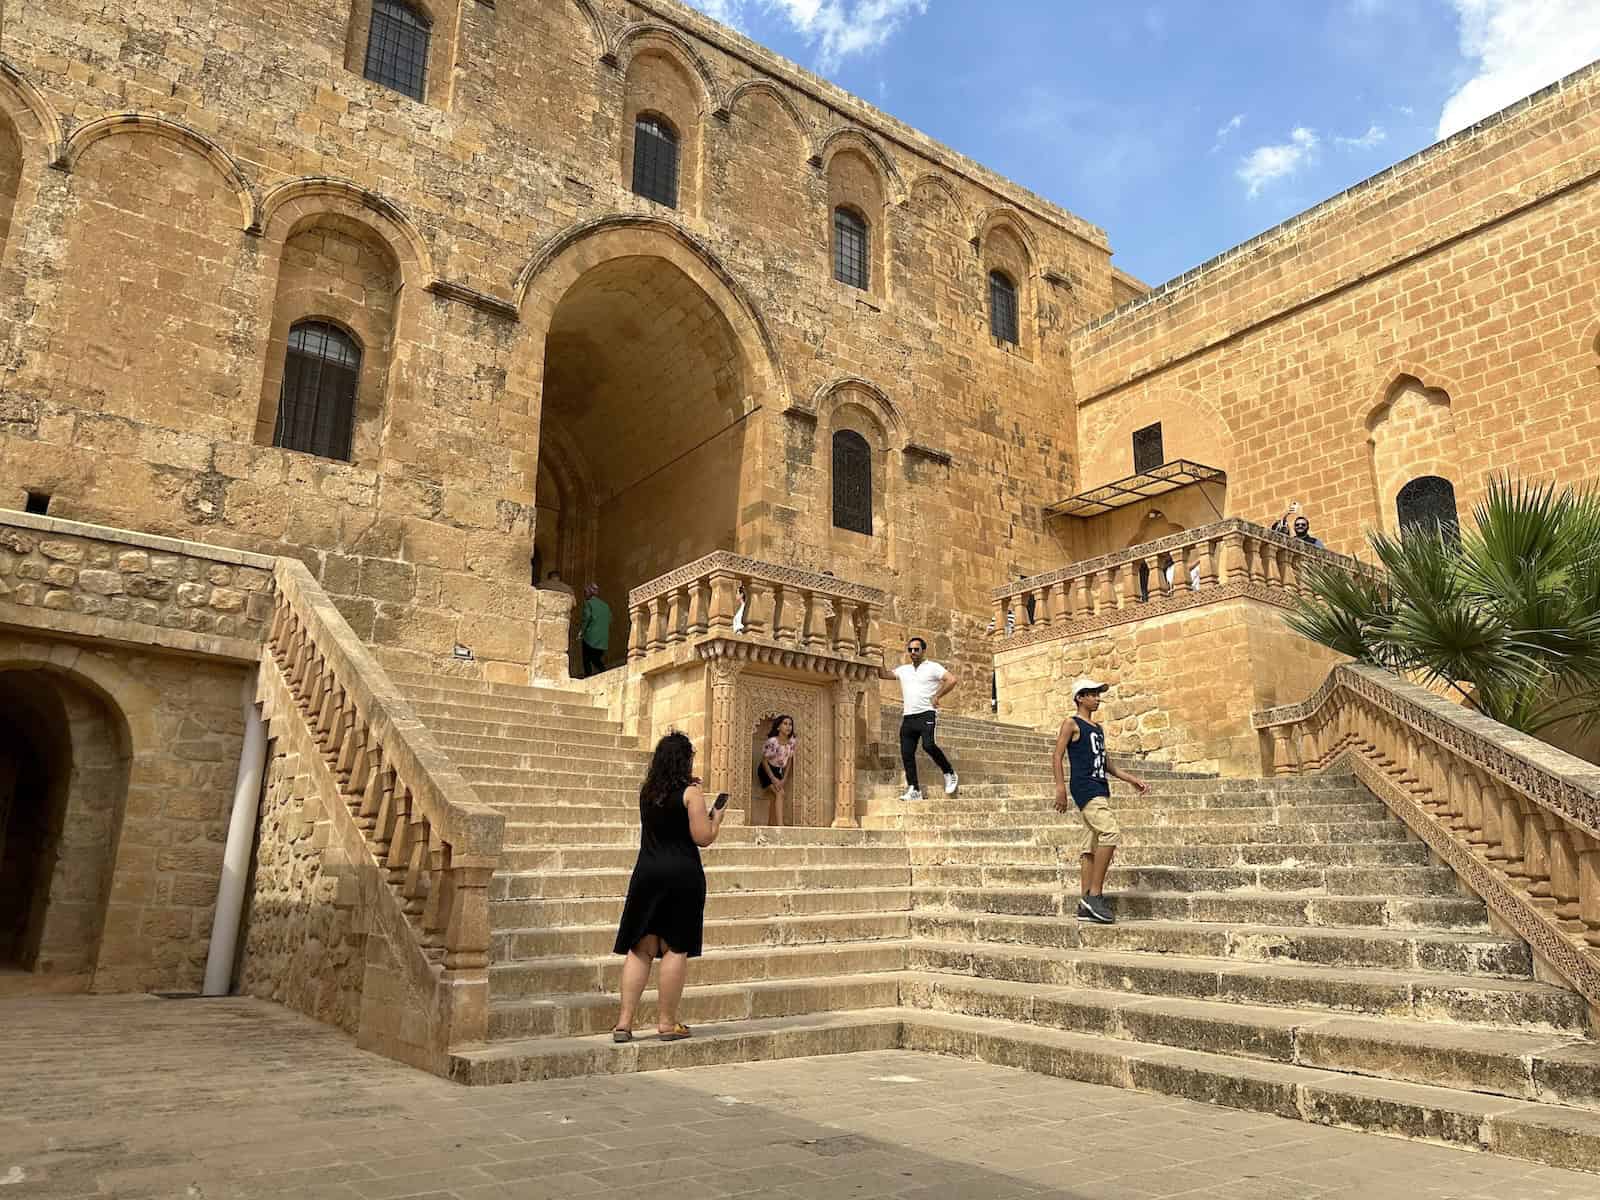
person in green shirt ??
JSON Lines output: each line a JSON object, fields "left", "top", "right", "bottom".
{"left": 579, "top": 583, "right": 611, "bottom": 677}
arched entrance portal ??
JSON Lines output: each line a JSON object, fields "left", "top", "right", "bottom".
{"left": 0, "top": 669, "right": 129, "bottom": 977}
{"left": 536, "top": 251, "right": 758, "bottom": 671}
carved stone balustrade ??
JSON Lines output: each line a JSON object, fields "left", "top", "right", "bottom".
{"left": 1255, "top": 664, "right": 1600, "bottom": 1016}
{"left": 263, "top": 560, "right": 505, "bottom": 1064}
{"left": 990, "top": 518, "right": 1374, "bottom": 648}
{"left": 627, "top": 550, "right": 886, "bottom": 670}
{"left": 625, "top": 553, "right": 887, "bottom": 830}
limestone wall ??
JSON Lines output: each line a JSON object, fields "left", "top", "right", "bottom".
{"left": 1071, "top": 63, "right": 1600, "bottom": 557}
{"left": 0, "top": 0, "right": 1109, "bottom": 700}
{"left": 996, "top": 599, "right": 1345, "bottom": 777}
{"left": 0, "top": 634, "right": 250, "bottom": 993}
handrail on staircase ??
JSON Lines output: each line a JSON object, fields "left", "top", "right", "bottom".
{"left": 265, "top": 559, "right": 505, "bottom": 1042}
{"left": 1255, "top": 662, "right": 1600, "bottom": 1010}
{"left": 990, "top": 517, "right": 1376, "bottom": 647}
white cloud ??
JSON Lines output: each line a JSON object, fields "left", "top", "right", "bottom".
{"left": 1237, "top": 126, "right": 1319, "bottom": 197}
{"left": 1437, "top": 0, "right": 1600, "bottom": 138}
{"left": 1335, "top": 123, "right": 1387, "bottom": 149}
{"left": 688, "top": 0, "right": 930, "bottom": 70}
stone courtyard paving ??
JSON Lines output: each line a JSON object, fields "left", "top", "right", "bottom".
{"left": 0, "top": 996, "right": 1594, "bottom": 1200}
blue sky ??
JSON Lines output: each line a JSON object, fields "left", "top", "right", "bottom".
{"left": 687, "top": 1, "right": 1600, "bottom": 286}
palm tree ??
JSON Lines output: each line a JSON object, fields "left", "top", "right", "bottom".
{"left": 1285, "top": 475, "right": 1600, "bottom": 736}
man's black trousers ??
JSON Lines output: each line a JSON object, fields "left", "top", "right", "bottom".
{"left": 899, "top": 711, "right": 953, "bottom": 790}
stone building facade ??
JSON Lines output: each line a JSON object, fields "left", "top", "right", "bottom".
{"left": 0, "top": 0, "right": 1596, "bottom": 999}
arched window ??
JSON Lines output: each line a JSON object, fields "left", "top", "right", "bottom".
{"left": 275, "top": 321, "right": 361, "bottom": 462}
{"left": 989, "top": 270, "right": 1019, "bottom": 344}
{"left": 364, "top": 0, "right": 431, "bottom": 102}
{"left": 1396, "top": 475, "right": 1460, "bottom": 540}
{"left": 632, "top": 116, "right": 679, "bottom": 208}
{"left": 832, "top": 430, "right": 873, "bottom": 535}
{"left": 833, "top": 207, "right": 869, "bottom": 290}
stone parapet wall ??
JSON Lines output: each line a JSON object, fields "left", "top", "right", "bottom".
{"left": 996, "top": 598, "right": 1344, "bottom": 777}
{"left": 0, "top": 511, "right": 273, "bottom": 659}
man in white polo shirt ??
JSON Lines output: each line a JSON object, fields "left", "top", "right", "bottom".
{"left": 892, "top": 636, "right": 959, "bottom": 801}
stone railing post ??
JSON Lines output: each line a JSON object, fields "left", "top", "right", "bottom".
{"left": 687, "top": 578, "right": 710, "bottom": 637}
{"left": 1198, "top": 537, "right": 1219, "bottom": 588}
{"left": 858, "top": 603, "right": 882, "bottom": 663}
{"left": 1576, "top": 834, "right": 1600, "bottom": 948}
{"left": 628, "top": 603, "right": 648, "bottom": 661}
{"left": 802, "top": 591, "right": 828, "bottom": 651}
{"left": 707, "top": 659, "right": 742, "bottom": 806}
{"left": 772, "top": 584, "right": 798, "bottom": 643}
{"left": 707, "top": 570, "right": 739, "bottom": 635}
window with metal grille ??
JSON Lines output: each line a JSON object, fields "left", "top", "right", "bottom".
{"left": 1132, "top": 422, "right": 1164, "bottom": 474}
{"left": 1396, "top": 475, "right": 1460, "bottom": 541}
{"left": 632, "top": 116, "right": 679, "bottom": 208}
{"left": 275, "top": 321, "right": 361, "bottom": 461}
{"left": 989, "top": 270, "right": 1019, "bottom": 344}
{"left": 363, "top": 0, "right": 431, "bottom": 102}
{"left": 832, "top": 430, "right": 873, "bottom": 535}
{"left": 833, "top": 207, "right": 869, "bottom": 290}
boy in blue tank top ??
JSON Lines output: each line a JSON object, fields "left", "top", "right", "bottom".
{"left": 1052, "top": 678, "right": 1149, "bottom": 924}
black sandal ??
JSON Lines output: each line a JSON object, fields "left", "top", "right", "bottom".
{"left": 611, "top": 1027, "right": 632, "bottom": 1043}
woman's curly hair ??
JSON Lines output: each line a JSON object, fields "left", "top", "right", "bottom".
{"left": 640, "top": 730, "right": 696, "bottom": 807}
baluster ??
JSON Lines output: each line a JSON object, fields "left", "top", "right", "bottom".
{"left": 1544, "top": 816, "right": 1582, "bottom": 929}
{"left": 1575, "top": 833, "right": 1600, "bottom": 948}
{"left": 772, "top": 584, "right": 798, "bottom": 643}
{"left": 707, "top": 570, "right": 739, "bottom": 636}
{"left": 1519, "top": 797, "right": 1553, "bottom": 903}
{"left": 421, "top": 840, "right": 449, "bottom": 946}
{"left": 744, "top": 580, "right": 771, "bottom": 637}
{"left": 334, "top": 706, "right": 363, "bottom": 786}
{"left": 1091, "top": 569, "right": 1112, "bottom": 612}
{"left": 991, "top": 598, "right": 1008, "bottom": 638}
{"left": 402, "top": 815, "right": 431, "bottom": 916}
{"left": 831, "top": 599, "right": 857, "bottom": 657}
{"left": 627, "top": 603, "right": 648, "bottom": 661}
{"left": 646, "top": 596, "right": 667, "bottom": 652}
{"left": 1481, "top": 776, "right": 1510, "bottom": 864}
{"left": 687, "top": 578, "right": 710, "bottom": 637}
{"left": 1495, "top": 785, "right": 1529, "bottom": 881}
{"left": 1076, "top": 573, "right": 1095, "bottom": 617}
{"left": 1198, "top": 538, "right": 1219, "bottom": 589}
{"left": 802, "top": 591, "right": 828, "bottom": 650}
{"left": 858, "top": 603, "right": 882, "bottom": 662}
{"left": 384, "top": 786, "right": 414, "bottom": 884}
{"left": 268, "top": 600, "right": 288, "bottom": 655}
{"left": 666, "top": 586, "right": 687, "bottom": 646}
{"left": 1048, "top": 581, "right": 1068, "bottom": 625}
{"left": 354, "top": 745, "right": 383, "bottom": 831}
{"left": 1462, "top": 770, "right": 1489, "bottom": 849}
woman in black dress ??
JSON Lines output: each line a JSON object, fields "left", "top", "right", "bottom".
{"left": 611, "top": 731, "right": 725, "bottom": 1042}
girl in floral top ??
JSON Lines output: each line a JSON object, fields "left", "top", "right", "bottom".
{"left": 757, "top": 714, "right": 798, "bottom": 826}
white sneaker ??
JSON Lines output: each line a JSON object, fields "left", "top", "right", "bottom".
{"left": 899, "top": 786, "right": 923, "bottom": 802}
{"left": 944, "top": 773, "right": 959, "bottom": 796}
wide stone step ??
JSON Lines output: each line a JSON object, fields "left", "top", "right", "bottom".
{"left": 391, "top": 670, "right": 604, "bottom": 706}
{"left": 498, "top": 843, "right": 910, "bottom": 876}
{"left": 454, "top": 1009, "right": 905, "bottom": 1083}
{"left": 909, "top": 912, "right": 1528, "bottom": 976}
{"left": 493, "top": 885, "right": 912, "bottom": 929}
{"left": 495, "top": 910, "right": 913, "bottom": 959}
{"left": 906, "top": 840, "right": 1429, "bottom": 869}
{"left": 433, "top": 729, "right": 644, "bottom": 754}
{"left": 451, "top": 747, "right": 655, "bottom": 772}
{"left": 909, "top": 886, "right": 1490, "bottom": 930}
{"left": 878, "top": 788, "right": 1376, "bottom": 813}
{"left": 903, "top": 974, "right": 1596, "bottom": 1104}
{"left": 490, "top": 861, "right": 912, "bottom": 899}
{"left": 490, "top": 941, "right": 910, "bottom": 1002}
{"left": 908, "top": 941, "right": 1587, "bottom": 1030}
{"left": 903, "top": 1009, "right": 1600, "bottom": 1173}
{"left": 418, "top": 713, "right": 631, "bottom": 740}
{"left": 400, "top": 687, "right": 611, "bottom": 719}
{"left": 901, "top": 820, "right": 1418, "bottom": 847}
{"left": 890, "top": 802, "right": 1395, "bottom": 828}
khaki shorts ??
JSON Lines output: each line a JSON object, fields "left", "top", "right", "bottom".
{"left": 1074, "top": 796, "right": 1121, "bottom": 854}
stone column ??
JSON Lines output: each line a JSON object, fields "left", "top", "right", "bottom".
{"left": 831, "top": 682, "right": 860, "bottom": 829}
{"left": 707, "top": 659, "right": 743, "bottom": 810}
{"left": 1270, "top": 726, "right": 1295, "bottom": 776}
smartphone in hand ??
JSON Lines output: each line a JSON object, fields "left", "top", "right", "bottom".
{"left": 712, "top": 792, "right": 730, "bottom": 812}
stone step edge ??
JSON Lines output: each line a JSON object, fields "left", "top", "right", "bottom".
{"left": 446, "top": 1009, "right": 1600, "bottom": 1174}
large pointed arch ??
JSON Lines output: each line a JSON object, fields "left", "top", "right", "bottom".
{"left": 610, "top": 22, "right": 725, "bottom": 114}
{"left": 515, "top": 213, "right": 787, "bottom": 408}
{"left": 972, "top": 204, "right": 1039, "bottom": 263}
{"left": 726, "top": 78, "right": 811, "bottom": 146}
{"left": 817, "top": 126, "right": 906, "bottom": 203}
{"left": 0, "top": 58, "right": 64, "bottom": 165}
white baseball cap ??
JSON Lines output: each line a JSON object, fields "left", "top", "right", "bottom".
{"left": 1072, "top": 677, "right": 1109, "bottom": 699}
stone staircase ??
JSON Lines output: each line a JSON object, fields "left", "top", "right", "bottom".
{"left": 389, "top": 673, "right": 1600, "bottom": 1171}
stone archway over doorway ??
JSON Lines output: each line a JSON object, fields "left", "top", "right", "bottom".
{"left": 0, "top": 668, "right": 130, "bottom": 982}
{"left": 522, "top": 221, "right": 784, "bottom": 674}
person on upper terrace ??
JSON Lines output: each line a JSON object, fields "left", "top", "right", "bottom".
{"left": 1271, "top": 502, "right": 1325, "bottom": 548}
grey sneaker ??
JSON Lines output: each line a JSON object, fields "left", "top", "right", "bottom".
{"left": 1078, "top": 896, "right": 1114, "bottom": 924}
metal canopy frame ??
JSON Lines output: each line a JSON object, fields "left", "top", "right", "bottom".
{"left": 1045, "top": 459, "right": 1226, "bottom": 519}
